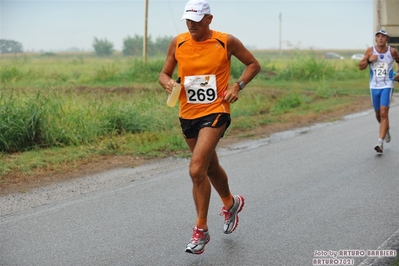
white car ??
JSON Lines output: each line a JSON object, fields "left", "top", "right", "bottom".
{"left": 351, "top": 54, "right": 363, "bottom": 60}
{"left": 322, "top": 52, "right": 344, "bottom": 60}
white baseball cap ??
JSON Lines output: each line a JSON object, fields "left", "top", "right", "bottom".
{"left": 181, "top": 0, "right": 211, "bottom": 22}
{"left": 375, "top": 29, "right": 388, "bottom": 36}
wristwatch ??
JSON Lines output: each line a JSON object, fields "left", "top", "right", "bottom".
{"left": 236, "top": 80, "right": 246, "bottom": 90}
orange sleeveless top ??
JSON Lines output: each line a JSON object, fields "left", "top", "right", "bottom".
{"left": 175, "top": 30, "right": 231, "bottom": 119}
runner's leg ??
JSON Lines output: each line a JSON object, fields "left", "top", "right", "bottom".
{"left": 185, "top": 125, "right": 227, "bottom": 230}
{"left": 379, "top": 88, "right": 393, "bottom": 140}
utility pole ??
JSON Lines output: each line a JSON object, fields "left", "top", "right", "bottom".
{"left": 143, "top": 0, "right": 148, "bottom": 65}
{"left": 279, "top": 12, "right": 282, "bottom": 55}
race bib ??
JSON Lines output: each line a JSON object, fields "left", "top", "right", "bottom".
{"left": 183, "top": 75, "right": 218, "bottom": 104}
{"left": 373, "top": 62, "right": 388, "bottom": 77}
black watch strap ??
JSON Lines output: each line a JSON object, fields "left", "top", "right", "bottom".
{"left": 236, "top": 81, "right": 246, "bottom": 90}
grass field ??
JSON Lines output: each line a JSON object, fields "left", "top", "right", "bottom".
{"left": 0, "top": 49, "right": 373, "bottom": 192}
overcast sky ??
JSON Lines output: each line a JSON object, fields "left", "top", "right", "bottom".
{"left": 1, "top": 0, "right": 374, "bottom": 52}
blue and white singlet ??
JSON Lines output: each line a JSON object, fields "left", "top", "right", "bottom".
{"left": 369, "top": 45, "right": 395, "bottom": 89}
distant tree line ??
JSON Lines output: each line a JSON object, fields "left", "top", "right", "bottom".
{"left": 0, "top": 35, "right": 172, "bottom": 56}
{"left": 0, "top": 39, "right": 23, "bottom": 54}
{"left": 93, "top": 35, "right": 172, "bottom": 56}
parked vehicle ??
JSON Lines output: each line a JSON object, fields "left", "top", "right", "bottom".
{"left": 322, "top": 52, "right": 344, "bottom": 60}
{"left": 351, "top": 54, "right": 364, "bottom": 60}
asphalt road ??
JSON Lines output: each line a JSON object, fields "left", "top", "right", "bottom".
{"left": 1, "top": 105, "right": 398, "bottom": 266}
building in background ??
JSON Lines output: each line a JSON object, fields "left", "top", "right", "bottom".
{"left": 374, "top": 0, "right": 399, "bottom": 50}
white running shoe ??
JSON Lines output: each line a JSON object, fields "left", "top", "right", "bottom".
{"left": 385, "top": 130, "right": 391, "bottom": 143}
{"left": 220, "top": 195, "right": 245, "bottom": 234}
{"left": 374, "top": 142, "right": 383, "bottom": 153}
{"left": 185, "top": 227, "right": 210, "bottom": 255}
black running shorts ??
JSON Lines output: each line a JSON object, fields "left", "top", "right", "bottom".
{"left": 179, "top": 113, "right": 231, "bottom": 139}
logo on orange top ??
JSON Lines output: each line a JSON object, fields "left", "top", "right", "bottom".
{"left": 200, "top": 75, "right": 210, "bottom": 86}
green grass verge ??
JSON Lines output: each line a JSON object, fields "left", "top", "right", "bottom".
{"left": 0, "top": 50, "right": 374, "bottom": 180}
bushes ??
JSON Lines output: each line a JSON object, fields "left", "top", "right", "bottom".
{"left": 275, "top": 51, "right": 335, "bottom": 81}
{"left": 0, "top": 93, "right": 43, "bottom": 152}
{"left": 0, "top": 89, "right": 175, "bottom": 153}
{"left": 0, "top": 51, "right": 370, "bottom": 153}
{"left": 272, "top": 50, "right": 368, "bottom": 82}
{"left": 0, "top": 56, "right": 167, "bottom": 88}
